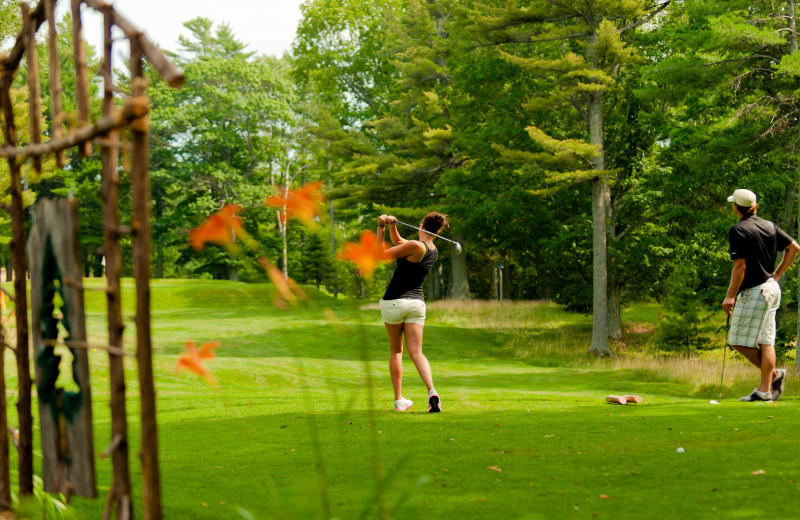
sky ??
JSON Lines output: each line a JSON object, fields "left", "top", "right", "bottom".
{"left": 55, "top": 0, "right": 307, "bottom": 57}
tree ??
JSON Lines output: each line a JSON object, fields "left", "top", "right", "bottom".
{"left": 643, "top": 0, "right": 800, "bottom": 361}
{"left": 301, "top": 231, "right": 334, "bottom": 289}
{"left": 472, "top": 0, "right": 670, "bottom": 355}
{"left": 148, "top": 18, "right": 295, "bottom": 279}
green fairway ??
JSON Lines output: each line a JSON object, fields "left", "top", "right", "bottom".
{"left": 6, "top": 280, "right": 800, "bottom": 519}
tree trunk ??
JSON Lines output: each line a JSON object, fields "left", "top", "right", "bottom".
{"left": 789, "top": 0, "right": 798, "bottom": 53}
{"left": 448, "top": 235, "right": 469, "bottom": 299}
{"left": 786, "top": 0, "right": 800, "bottom": 370}
{"left": 156, "top": 236, "right": 163, "bottom": 279}
{"left": 155, "top": 189, "right": 164, "bottom": 279}
{"left": 587, "top": 87, "right": 611, "bottom": 356}
{"left": 435, "top": 264, "right": 443, "bottom": 299}
{"left": 796, "top": 166, "right": 800, "bottom": 369}
{"left": 607, "top": 273, "right": 622, "bottom": 340}
{"left": 492, "top": 262, "right": 498, "bottom": 300}
{"left": 281, "top": 171, "right": 290, "bottom": 280}
{"left": 328, "top": 172, "right": 338, "bottom": 298}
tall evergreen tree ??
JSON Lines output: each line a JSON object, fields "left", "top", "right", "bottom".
{"left": 472, "top": 0, "right": 670, "bottom": 354}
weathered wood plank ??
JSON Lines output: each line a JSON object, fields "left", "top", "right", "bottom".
{"left": 27, "top": 199, "right": 97, "bottom": 498}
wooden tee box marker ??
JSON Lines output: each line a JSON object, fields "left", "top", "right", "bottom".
{"left": 605, "top": 395, "right": 643, "bottom": 405}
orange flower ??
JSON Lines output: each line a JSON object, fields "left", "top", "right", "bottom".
{"left": 265, "top": 182, "right": 325, "bottom": 228}
{"left": 259, "top": 257, "right": 306, "bottom": 309}
{"left": 188, "top": 205, "right": 247, "bottom": 251}
{"left": 337, "top": 231, "right": 391, "bottom": 279}
{"left": 175, "top": 340, "right": 221, "bottom": 385}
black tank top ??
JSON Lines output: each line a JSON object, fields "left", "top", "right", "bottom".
{"left": 382, "top": 242, "right": 438, "bottom": 301}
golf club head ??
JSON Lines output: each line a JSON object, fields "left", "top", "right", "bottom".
{"left": 455, "top": 243, "right": 462, "bottom": 254}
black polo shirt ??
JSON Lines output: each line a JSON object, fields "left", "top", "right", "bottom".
{"left": 729, "top": 215, "right": 793, "bottom": 292}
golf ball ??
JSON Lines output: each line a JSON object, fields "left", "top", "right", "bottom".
{"left": 710, "top": 400, "right": 720, "bottom": 405}
{"left": 676, "top": 447, "right": 685, "bottom": 454}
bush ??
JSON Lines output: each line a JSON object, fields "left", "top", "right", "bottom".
{"left": 657, "top": 262, "right": 712, "bottom": 353}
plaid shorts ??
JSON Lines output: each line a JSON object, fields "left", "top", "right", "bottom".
{"left": 728, "top": 278, "right": 781, "bottom": 348}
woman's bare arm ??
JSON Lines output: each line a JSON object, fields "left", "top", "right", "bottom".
{"left": 388, "top": 217, "right": 405, "bottom": 245}
{"left": 385, "top": 240, "right": 426, "bottom": 262}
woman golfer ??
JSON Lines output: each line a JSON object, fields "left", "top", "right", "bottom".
{"left": 377, "top": 212, "right": 445, "bottom": 413}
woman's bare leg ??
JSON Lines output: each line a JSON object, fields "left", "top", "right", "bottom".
{"left": 403, "top": 323, "right": 434, "bottom": 392}
{"left": 385, "top": 323, "right": 405, "bottom": 400}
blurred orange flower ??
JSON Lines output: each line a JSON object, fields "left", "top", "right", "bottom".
{"left": 337, "top": 231, "right": 391, "bottom": 279}
{"left": 265, "top": 182, "right": 325, "bottom": 228}
{"left": 259, "top": 258, "right": 306, "bottom": 309}
{"left": 188, "top": 205, "right": 247, "bottom": 251}
{"left": 175, "top": 340, "right": 221, "bottom": 385}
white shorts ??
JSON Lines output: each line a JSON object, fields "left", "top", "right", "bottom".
{"left": 729, "top": 278, "right": 781, "bottom": 348}
{"left": 379, "top": 298, "right": 426, "bottom": 325}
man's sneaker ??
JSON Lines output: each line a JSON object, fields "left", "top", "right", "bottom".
{"left": 771, "top": 369, "right": 787, "bottom": 401}
{"left": 428, "top": 390, "right": 441, "bottom": 413}
{"left": 740, "top": 389, "right": 773, "bottom": 402}
{"left": 394, "top": 398, "right": 413, "bottom": 411}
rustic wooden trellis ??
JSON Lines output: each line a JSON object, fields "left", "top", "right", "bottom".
{"left": 0, "top": 1, "right": 184, "bottom": 519}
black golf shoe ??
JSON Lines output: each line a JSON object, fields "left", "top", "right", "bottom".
{"left": 740, "top": 389, "right": 773, "bottom": 402}
{"left": 771, "top": 369, "right": 787, "bottom": 401}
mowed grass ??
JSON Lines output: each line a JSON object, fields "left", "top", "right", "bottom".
{"left": 3, "top": 279, "right": 800, "bottom": 519}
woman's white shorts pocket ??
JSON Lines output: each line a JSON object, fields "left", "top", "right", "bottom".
{"left": 379, "top": 299, "right": 426, "bottom": 325}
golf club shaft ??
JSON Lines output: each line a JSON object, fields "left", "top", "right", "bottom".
{"left": 719, "top": 314, "right": 730, "bottom": 400}
{"left": 393, "top": 220, "right": 461, "bottom": 248}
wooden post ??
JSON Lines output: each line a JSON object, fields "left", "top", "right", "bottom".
{"left": 130, "top": 34, "right": 163, "bottom": 520}
{"left": 101, "top": 7, "right": 133, "bottom": 519}
{"left": 0, "top": 65, "right": 34, "bottom": 500}
{"left": 22, "top": 2, "right": 43, "bottom": 175}
{"left": 27, "top": 199, "right": 97, "bottom": 498}
{"left": 45, "top": 0, "right": 66, "bottom": 168}
{"left": 0, "top": 270, "right": 9, "bottom": 512}
{"left": 71, "top": 0, "right": 92, "bottom": 158}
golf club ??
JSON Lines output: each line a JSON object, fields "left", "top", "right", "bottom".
{"left": 715, "top": 314, "right": 731, "bottom": 404}
{"left": 393, "top": 219, "right": 463, "bottom": 254}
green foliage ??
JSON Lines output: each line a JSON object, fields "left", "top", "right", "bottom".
{"left": 12, "top": 475, "right": 75, "bottom": 520}
{"left": 0, "top": 0, "right": 20, "bottom": 46}
{"left": 301, "top": 231, "right": 335, "bottom": 289}
{"left": 657, "top": 255, "right": 712, "bottom": 353}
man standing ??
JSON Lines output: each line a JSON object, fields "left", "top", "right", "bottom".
{"left": 722, "top": 189, "right": 800, "bottom": 401}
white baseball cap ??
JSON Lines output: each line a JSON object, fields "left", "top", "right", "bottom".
{"left": 727, "top": 189, "right": 757, "bottom": 207}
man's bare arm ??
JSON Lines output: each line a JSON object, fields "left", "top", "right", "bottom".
{"left": 773, "top": 241, "right": 800, "bottom": 282}
{"left": 722, "top": 258, "right": 746, "bottom": 315}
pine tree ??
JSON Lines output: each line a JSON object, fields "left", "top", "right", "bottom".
{"left": 301, "top": 232, "right": 334, "bottom": 289}
{"left": 471, "top": 0, "right": 670, "bottom": 355}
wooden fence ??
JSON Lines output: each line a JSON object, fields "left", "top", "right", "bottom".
{"left": 0, "top": 1, "right": 184, "bottom": 519}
